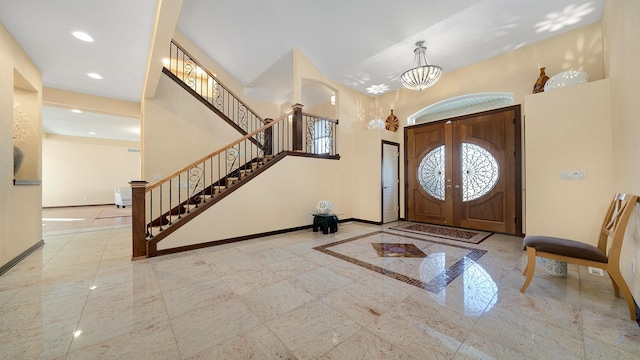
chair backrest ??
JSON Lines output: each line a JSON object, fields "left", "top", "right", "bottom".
{"left": 115, "top": 187, "right": 132, "bottom": 196}
{"left": 597, "top": 193, "right": 638, "bottom": 263}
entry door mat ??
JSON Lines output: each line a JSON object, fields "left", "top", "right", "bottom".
{"left": 313, "top": 231, "right": 487, "bottom": 293}
{"left": 388, "top": 222, "right": 492, "bottom": 244}
{"left": 95, "top": 208, "right": 132, "bottom": 219}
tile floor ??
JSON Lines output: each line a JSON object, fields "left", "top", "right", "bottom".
{"left": 1, "top": 206, "right": 639, "bottom": 359}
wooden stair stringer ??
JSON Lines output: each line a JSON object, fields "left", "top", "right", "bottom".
{"left": 146, "top": 152, "right": 286, "bottom": 255}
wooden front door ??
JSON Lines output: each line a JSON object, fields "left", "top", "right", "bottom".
{"left": 405, "top": 106, "right": 522, "bottom": 235}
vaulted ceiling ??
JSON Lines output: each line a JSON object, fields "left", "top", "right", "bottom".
{"left": 0, "top": 0, "right": 604, "bottom": 140}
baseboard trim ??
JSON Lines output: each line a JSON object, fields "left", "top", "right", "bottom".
{"left": 151, "top": 218, "right": 387, "bottom": 257}
{"left": 153, "top": 224, "right": 315, "bottom": 257}
{"left": 343, "top": 218, "right": 384, "bottom": 226}
{"left": 43, "top": 204, "right": 114, "bottom": 209}
{"left": 0, "top": 239, "right": 45, "bottom": 276}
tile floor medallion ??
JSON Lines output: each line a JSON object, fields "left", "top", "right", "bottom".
{"left": 388, "top": 222, "right": 492, "bottom": 244}
{"left": 371, "top": 243, "right": 427, "bottom": 258}
{"left": 314, "top": 230, "right": 487, "bottom": 293}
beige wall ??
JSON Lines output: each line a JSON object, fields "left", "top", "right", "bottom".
{"left": 292, "top": 47, "right": 398, "bottom": 222}
{"left": 349, "top": 129, "right": 401, "bottom": 222}
{"left": 43, "top": 87, "right": 140, "bottom": 118}
{"left": 143, "top": 74, "right": 252, "bottom": 181}
{"left": 42, "top": 136, "right": 140, "bottom": 207}
{"left": 524, "top": 80, "right": 612, "bottom": 243}
{"left": 375, "top": 22, "right": 604, "bottom": 219}
{"left": 0, "top": 22, "right": 43, "bottom": 268}
{"left": 603, "top": 0, "right": 640, "bottom": 303}
{"left": 172, "top": 30, "right": 281, "bottom": 120}
{"left": 376, "top": 22, "right": 604, "bottom": 126}
{"left": 152, "top": 16, "right": 605, "bottom": 234}
{"left": 157, "top": 156, "right": 347, "bottom": 250}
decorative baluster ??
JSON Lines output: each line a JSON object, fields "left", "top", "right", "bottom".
{"left": 177, "top": 174, "right": 182, "bottom": 219}
{"left": 202, "top": 161, "right": 206, "bottom": 203}
{"left": 209, "top": 157, "right": 213, "bottom": 197}
{"left": 186, "top": 170, "right": 190, "bottom": 213}
{"left": 168, "top": 179, "right": 173, "bottom": 225}
{"left": 158, "top": 185, "right": 164, "bottom": 232}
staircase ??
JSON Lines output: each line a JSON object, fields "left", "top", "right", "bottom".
{"left": 131, "top": 40, "right": 340, "bottom": 259}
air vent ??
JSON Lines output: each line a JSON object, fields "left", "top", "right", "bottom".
{"left": 128, "top": 148, "right": 141, "bottom": 153}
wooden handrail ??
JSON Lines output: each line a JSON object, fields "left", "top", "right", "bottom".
{"left": 301, "top": 112, "right": 339, "bottom": 124}
{"left": 146, "top": 112, "right": 291, "bottom": 192}
{"left": 170, "top": 40, "right": 265, "bottom": 124}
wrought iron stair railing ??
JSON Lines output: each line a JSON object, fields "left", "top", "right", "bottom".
{"left": 132, "top": 106, "right": 340, "bottom": 258}
{"left": 130, "top": 40, "right": 341, "bottom": 259}
{"left": 164, "top": 39, "right": 265, "bottom": 139}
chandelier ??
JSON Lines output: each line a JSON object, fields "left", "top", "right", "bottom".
{"left": 400, "top": 41, "right": 442, "bottom": 91}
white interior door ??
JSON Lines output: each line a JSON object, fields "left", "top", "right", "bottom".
{"left": 382, "top": 142, "right": 399, "bottom": 223}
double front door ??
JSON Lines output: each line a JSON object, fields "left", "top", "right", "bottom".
{"left": 405, "top": 106, "right": 522, "bottom": 235}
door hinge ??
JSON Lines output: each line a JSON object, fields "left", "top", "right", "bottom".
{"left": 514, "top": 216, "right": 517, "bottom": 223}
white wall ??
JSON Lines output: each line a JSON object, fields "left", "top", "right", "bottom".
{"left": 524, "top": 80, "right": 613, "bottom": 244}
{"left": 42, "top": 136, "right": 140, "bottom": 207}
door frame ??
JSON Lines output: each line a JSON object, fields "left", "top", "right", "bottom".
{"left": 381, "top": 140, "right": 400, "bottom": 223}
{"left": 403, "top": 105, "right": 522, "bottom": 235}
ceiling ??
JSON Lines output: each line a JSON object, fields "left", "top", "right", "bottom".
{"left": 0, "top": 0, "right": 604, "bottom": 141}
{"left": 42, "top": 107, "right": 140, "bottom": 142}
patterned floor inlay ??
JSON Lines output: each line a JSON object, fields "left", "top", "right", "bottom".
{"left": 388, "top": 222, "right": 492, "bottom": 244}
{"left": 371, "top": 243, "right": 427, "bottom": 258}
{"left": 313, "top": 231, "right": 487, "bottom": 293}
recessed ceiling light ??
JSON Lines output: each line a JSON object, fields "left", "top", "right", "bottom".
{"left": 71, "top": 109, "right": 82, "bottom": 113}
{"left": 72, "top": 31, "right": 93, "bottom": 42}
{"left": 87, "top": 73, "right": 103, "bottom": 80}
{"left": 88, "top": 132, "right": 97, "bottom": 135}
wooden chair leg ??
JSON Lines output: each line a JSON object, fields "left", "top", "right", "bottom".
{"left": 608, "top": 273, "right": 621, "bottom": 298}
{"left": 520, "top": 247, "right": 537, "bottom": 293}
{"left": 607, "top": 267, "right": 637, "bottom": 321}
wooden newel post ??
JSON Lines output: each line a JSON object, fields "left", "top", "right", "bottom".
{"left": 292, "top": 103, "right": 303, "bottom": 152}
{"left": 264, "top": 118, "right": 273, "bottom": 156}
{"left": 130, "top": 180, "right": 148, "bottom": 260}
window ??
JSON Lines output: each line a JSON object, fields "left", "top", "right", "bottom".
{"left": 417, "top": 143, "right": 499, "bottom": 202}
